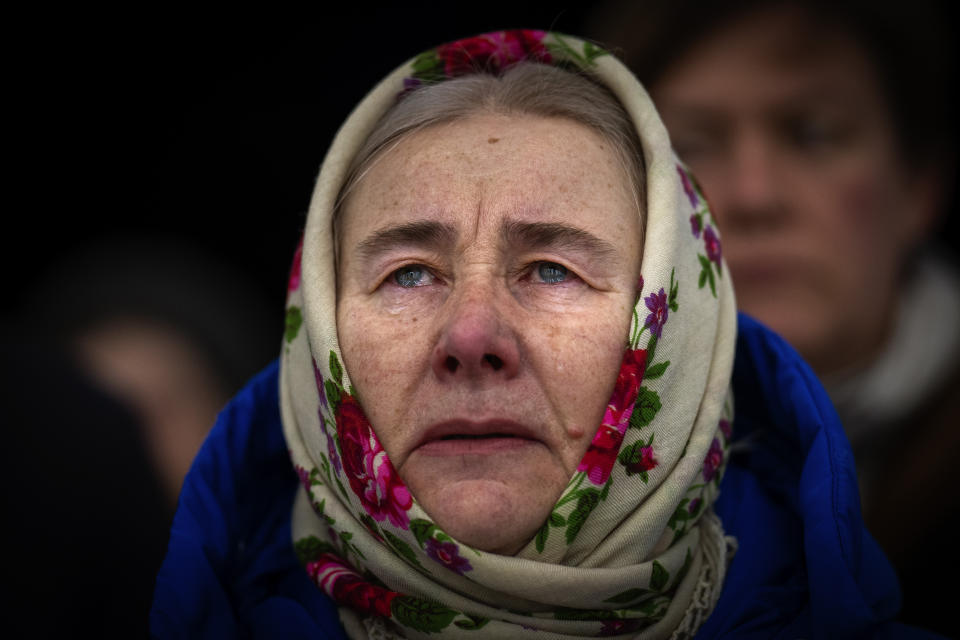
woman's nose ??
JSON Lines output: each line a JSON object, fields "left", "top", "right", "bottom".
{"left": 719, "top": 132, "right": 788, "bottom": 230}
{"left": 431, "top": 290, "right": 520, "bottom": 382}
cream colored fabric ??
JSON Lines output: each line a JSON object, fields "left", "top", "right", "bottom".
{"left": 280, "top": 31, "right": 737, "bottom": 639}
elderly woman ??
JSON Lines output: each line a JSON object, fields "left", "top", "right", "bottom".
{"left": 151, "top": 31, "right": 928, "bottom": 638}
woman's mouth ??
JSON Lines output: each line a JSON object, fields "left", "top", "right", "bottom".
{"left": 414, "top": 421, "right": 540, "bottom": 456}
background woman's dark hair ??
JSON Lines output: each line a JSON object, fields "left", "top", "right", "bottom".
{"left": 588, "top": 0, "right": 956, "bottom": 170}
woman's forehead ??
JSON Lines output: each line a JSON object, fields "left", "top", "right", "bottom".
{"left": 339, "top": 113, "right": 641, "bottom": 247}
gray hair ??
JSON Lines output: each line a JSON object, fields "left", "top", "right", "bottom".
{"left": 335, "top": 61, "right": 646, "bottom": 242}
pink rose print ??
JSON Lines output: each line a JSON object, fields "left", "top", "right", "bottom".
{"left": 608, "top": 348, "right": 647, "bottom": 423}
{"left": 307, "top": 553, "right": 398, "bottom": 618}
{"left": 703, "top": 438, "right": 723, "bottom": 482}
{"left": 579, "top": 424, "right": 625, "bottom": 485}
{"left": 578, "top": 349, "right": 647, "bottom": 484}
{"left": 624, "top": 444, "right": 658, "bottom": 475}
{"left": 337, "top": 395, "right": 413, "bottom": 529}
{"left": 436, "top": 30, "right": 551, "bottom": 78}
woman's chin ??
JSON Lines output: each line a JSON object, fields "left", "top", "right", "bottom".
{"left": 413, "top": 478, "right": 554, "bottom": 555}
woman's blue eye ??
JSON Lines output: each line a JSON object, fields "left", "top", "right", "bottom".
{"left": 538, "top": 262, "right": 567, "bottom": 284}
{"left": 394, "top": 265, "right": 426, "bottom": 288}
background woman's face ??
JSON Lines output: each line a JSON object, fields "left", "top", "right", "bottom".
{"left": 336, "top": 113, "right": 642, "bottom": 554}
{"left": 652, "top": 6, "right": 934, "bottom": 374}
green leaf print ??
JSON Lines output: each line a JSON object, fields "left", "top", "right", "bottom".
{"left": 454, "top": 615, "right": 490, "bottom": 630}
{"left": 631, "top": 387, "right": 661, "bottom": 428}
{"left": 410, "top": 50, "right": 444, "bottom": 83}
{"left": 581, "top": 40, "right": 608, "bottom": 64}
{"left": 643, "top": 360, "right": 670, "bottom": 380}
{"left": 329, "top": 351, "right": 343, "bottom": 386}
{"left": 383, "top": 530, "right": 424, "bottom": 570}
{"left": 360, "top": 514, "right": 381, "bottom": 537}
{"left": 634, "top": 595, "right": 670, "bottom": 619}
{"left": 411, "top": 518, "right": 438, "bottom": 548}
{"left": 335, "top": 476, "right": 350, "bottom": 502}
{"left": 284, "top": 306, "right": 302, "bottom": 343}
{"left": 293, "top": 535, "right": 338, "bottom": 565}
{"left": 310, "top": 497, "right": 335, "bottom": 526}
{"left": 646, "top": 334, "right": 658, "bottom": 364}
{"left": 535, "top": 520, "right": 550, "bottom": 553}
{"left": 668, "top": 267, "right": 679, "bottom": 312}
{"left": 650, "top": 561, "right": 670, "bottom": 591}
{"left": 324, "top": 380, "right": 341, "bottom": 410}
{"left": 566, "top": 489, "right": 601, "bottom": 545}
{"left": 668, "top": 498, "right": 691, "bottom": 530}
{"left": 392, "top": 596, "right": 458, "bottom": 634}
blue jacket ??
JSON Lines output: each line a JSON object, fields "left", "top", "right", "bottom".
{"left": 151, "top": 314, "right": 943, "bottom": 639}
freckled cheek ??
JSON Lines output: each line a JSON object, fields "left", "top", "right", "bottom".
{"left": 338, "top": 301, "right": 432, "bottom": 415}
{"left": 535, "top": 310, "right": 632, "bottom": 435}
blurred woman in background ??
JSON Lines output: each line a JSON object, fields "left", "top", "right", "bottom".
{"left": 590, "top": 0, "right": 959, "bottom": 633}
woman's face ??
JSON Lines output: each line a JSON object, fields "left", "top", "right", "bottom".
{"left": 336, "top": 113, "right": 642, "bottom": 554}
{"left": 651, "top": 6, "right": 935, "bottom": 374}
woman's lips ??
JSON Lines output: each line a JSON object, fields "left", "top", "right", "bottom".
{"left": 414, "top": 420, "right": 540, "bottom": 456}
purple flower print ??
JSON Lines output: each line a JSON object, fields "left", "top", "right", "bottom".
{"left": 600, "top": 619, "right": 643, "bottom": 635}
{"left": 719, "top": 419, "right": 732, "bottom": 440}
{"left": 295, "top": 465, "right": 311, "bottom": 492}
{"left": 690, "top": 214, "right": 702, "bottom": 238}
{"left": 425, "top": 538, "right": 473, "bottom": 575}
{"left": 644, "top": 287, "right": 669, "bottom": 338}
{"left": 703, "top": 225, "right": 722, "bottom": 268}
{"left": 312, "top": 359, "right": 328, "bottom": 409}
{"left": 688, "top": 497, "right": 702, "bottom": 515}
{"left": 326, "top": 430, "right": 342, "bottom": 474}
{"left": 677, "top": 165, "right": 699, "bottom": 208}
{"left": 703, "top": 438, "right": 723, "bottom": 482}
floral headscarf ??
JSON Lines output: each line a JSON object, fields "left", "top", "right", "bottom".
{"left": 281, "top": 30, "right": 737, "bottom": 639}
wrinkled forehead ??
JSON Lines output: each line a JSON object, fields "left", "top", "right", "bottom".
{"left": 335, "top": 113, "right": 642, "bottom": 259}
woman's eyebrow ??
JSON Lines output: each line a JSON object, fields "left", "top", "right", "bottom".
{"left": 500, "top": 220, "right": 617, "bottom": 262}
{"left": 355, "top": 220, "right": 457, "bottom": 259}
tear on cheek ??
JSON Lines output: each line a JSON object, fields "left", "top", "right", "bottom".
{"left": 378, "top": 288, "right": 445, "bottom": 315}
